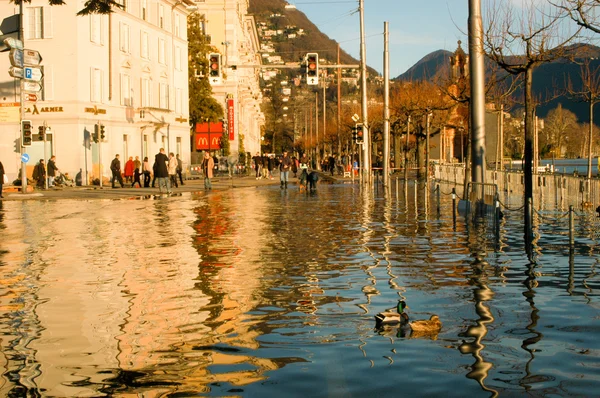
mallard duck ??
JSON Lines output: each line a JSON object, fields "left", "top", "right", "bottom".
{"left": 375, "top": 300, "right": 409, "bottom": 326}
{"left": 409, "top": 315, "right": 442, "bottom": 334}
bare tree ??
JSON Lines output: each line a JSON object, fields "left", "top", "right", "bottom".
{"left": 483, "top": 0, "right": 580, "bottom": 247}
{"left": 555, "top": 0, "right": 600, "bottom": 34}
{"left": 566, "top": 60, "right": 600, "bottom": 179}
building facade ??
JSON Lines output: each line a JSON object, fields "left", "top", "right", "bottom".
{"left": 0, "top": 0, "right": 194, "bottom": 183}
{"left": 194, "top": 0, "right": 264, "bottom": 160}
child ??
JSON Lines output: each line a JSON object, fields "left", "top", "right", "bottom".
{"left": 132, "top": 167, "right": 142, "bottom": 188}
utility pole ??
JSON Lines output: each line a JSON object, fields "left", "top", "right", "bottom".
{"left": 359, "top": 0, "right": 370, "bottom": 180}
{"left": 19, "top": 1, "right": 27, "bottom": 193}
{"left": 323, "top": 69, "right": 327, "bottom": 158}
{"left": 337, "top": 45, "right": 342, "bottom": 156}
{"left": 468, "top": 0, "right": 486, "bottom": 184}
{"left": 383, "top": 21, "right": 390, "bottom": 187}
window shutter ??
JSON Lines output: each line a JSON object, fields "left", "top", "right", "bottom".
{"left": 43, "top": 7, "right": 52, "bottom": 38}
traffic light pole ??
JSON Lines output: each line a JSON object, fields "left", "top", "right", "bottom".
{"left": 43, "top": 120, "right": 48, "bottom": 190}
{"left": 359, "top": 0, "right": 370, "bottom": 181}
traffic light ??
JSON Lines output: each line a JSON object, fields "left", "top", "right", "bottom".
{"left": 100, "top": 124, "right": 105, "bottom": 140}
{"left": 351, "top": 125, "right": 358, "bottom": 142}
{"left": 306, "top": 53, "right": 319, "bottom": 85}
{"left": 22, "top": 120, "right": 32, "bottom": 146}
{"left": 93, "top": 124, "right": 99, "bottom": 143}
{"left": 208, "top": 53, "right": 221, "bottom": 83}
{"left": 38, "top": 125, "right": 45, "bottom": 140}
{"left": 355, "top": 123, "right": 364, "bottom": 144}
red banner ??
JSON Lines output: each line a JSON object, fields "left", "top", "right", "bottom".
{"left": 227, "top": 98, "right": 235, "bottom": 141}
{"left": 195, "top": 133, "right": 222, "bottom": 150}
{"left": 195, "top": 122, "right": 223, "bottom": 133}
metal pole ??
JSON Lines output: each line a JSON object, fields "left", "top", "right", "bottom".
{"left": 569, "top": 205, "right": 574, "bottom": 247}
{"left": 19, "top": 1, "right": 27, "bottom": 194}
{"left": 383, "top": 21, "right": 390, "bottom": 187}
{"left": 359, "top": 0, "right": 370, "bottom": 180}
{"left": 323, "top": 69, "right": 326, "bottom": 160}
{"left": 99, "top": 121, "right": 103, "bottom": 188}
{"left": 426, "top": 111, "right": 431, "bottom": 182}
{"left": 499, "top": 104, "right": 504, "bottom": 171}
{"left": 315, "top": 92, "right": 319, "bottom": 169}
{"left": 43, "top": 121, "right": 48, "bottom": 190}
{"left": 468, "top": 0, "right": 486, "bottom": 184}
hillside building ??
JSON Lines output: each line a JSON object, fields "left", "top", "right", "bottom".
{"left": 0, "top": 0, "right": 195, "bottom": 183}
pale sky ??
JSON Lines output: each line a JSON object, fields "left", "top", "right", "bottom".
{"left": 290, "top": 0, "right": 470, "bottom": 77}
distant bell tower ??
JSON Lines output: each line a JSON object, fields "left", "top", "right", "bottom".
{"left": 449, "top": 40, "right": 469, "bottom": 82}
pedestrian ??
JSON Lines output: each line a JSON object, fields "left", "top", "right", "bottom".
{"left": 202, "top": 151, "right": 214, "bottom": 190}
{"left": 33, "top": 159, "right": 46, "bottom": 189}
{"left": 268, "top": 155, "right": 275, "bottom": 180}
{"left": 253, "top": 152, "right": 262, "bottom": 179}
{"left": 279, "top": 150, "right": 293, "bottom": 189}
{"left": 328, "top": 154, "right": 335, "bottom": 176}
{"left": 168, "top": 152, "right": 178, "bottom": 188}
{"left": 291, "top": 156, "right": 298, "bottom": 177}
{"left": 110, "top": 154, "right": 124, "bottom": 188}
{"left": 154, "top": 148, "right": 170, "bottom": 194}
{"left": 124, "top": 156, "right": 134, "bottom": 183}
{"left": 131, "top": 163, "right": 142, "bottom": 188}
{"left": 143, "top": 156, "right": 152, "bottom": 188}
{"left": 261, "top": 154, "right": 269, "bottom": 179}
{"left": 176, "top": 154, "right": 184, "bottom": 185}
{"left": 0, "top": 160, "right": 5, "bottom": 198}
{"left": 151, "top": 160, "right": 158, "bottom": 188}
{"left": 47, "top": 155, "right": 59, "bottom": 187}
{"left": 134, "top": 156, "right": 141, "bottom": 172}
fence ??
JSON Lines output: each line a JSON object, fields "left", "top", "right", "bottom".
{"left": 435, "top": 164, "right": 600, "bottom": 211}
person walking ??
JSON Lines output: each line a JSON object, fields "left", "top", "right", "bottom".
{"left": 134, "top": 156, "right": 141, "bottom": 173}
{"left": 154, "top": 148, "right": 170, "bottom": 194}
{"left": 151, "top": 160, "right": 158, "bottom": 188}
{"left": 143, "top": 156, "right": 152, "bottom": 188}
{"left": 124, "top": 156, "right": 135, "bottom": 183}
{"left": 268, "top": 155, "right": 275, "bottom": 180}
{"left": 110, "top": 154, "right": 125, "bottom": 188}
{"left": 176, "top": 154, "right": 184, "bottom": 185}
{"left": 168, "top": 152, "right": 179, "bottom": 188}
{"left": 279, "top": 150, "right": 293, "bottom": 189}
{"left": 33, "top": 159, "right": 46, "bottom": 189}
{"left": 0, "top": 160, "right": 5, "bottom": 198}
{"left": 253, "top": 152, "right": 262, "bottom": 179}
{"left": 131, "top": 162, "right": 142, "bottom": 188}
{"left": 47, "top": 156, "right": 59, "bottom": 187}
{"left": 261, "top": 154, "right": 269, "bottom": 179}
{"left": 202, "top": 151, "right": 214, "bottom": 190}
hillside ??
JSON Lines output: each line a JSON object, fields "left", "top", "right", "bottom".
{"left": 395, "top": 43, "right": 600, "bottom": 124}
{"left": 248, "top": 0, "right": 377, "bottom": 75}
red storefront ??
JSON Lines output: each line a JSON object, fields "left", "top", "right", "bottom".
{"left": 195, "top": 122, "right": 223, "bottom": 151}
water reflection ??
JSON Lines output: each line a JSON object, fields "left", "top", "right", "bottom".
{"left": 0, "top": 183, "right": 597, "bottom": 396}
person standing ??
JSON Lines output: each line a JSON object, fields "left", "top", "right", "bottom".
{"left": 131, "top": 162, "right": 142, "bottom": 188}
{"left": 268, "top": 155, "right": 275, "bottom": 180}
{"left": 261, "top": 154, "right": 269, "bottom": 179}
{"left": 176, "top": 154, "right": 184, "bottom": 185}
{"left": 168, "top": 152, "right": 179, "bottom": 188}
{"left": 47, "top": 156, "right": 59, "bottom": 187}
{"left": 202, "top": 151, "right": 214, "bottom": 190}
{"left": 0, "top": 160, "right": 5, "bottom": 198}
{"left": 124, "top": 156, "right": 134, "bottom": 183}
{"left": 134, "top": 156, "right": 141, "bottom": 173}
{"left": 110, "top": 154, "right": 124, "bottom": 188}
{"left": 143, "top": 156, "right": 152, "bottom": 188}
{"left": 279, "top": 150, "right": 293, "bottom": 189}
{"left": 253, "top": 152, "right": 262, "bottom": 179}
{"left": 33, "top": 159, "right": 46, "bottom": 189}
{"left": 154, "top": 148, "right": 170, "bottom": 194}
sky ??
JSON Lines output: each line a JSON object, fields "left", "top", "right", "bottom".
{"left": 290, "top": 0, "right": 471, "bottom": 78}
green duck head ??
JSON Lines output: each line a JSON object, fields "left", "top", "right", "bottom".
{"left": 397, "top": 300, "right": 407, "bottom": 314}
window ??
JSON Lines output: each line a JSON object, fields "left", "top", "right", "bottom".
{"left": 123, "top": 135, "right": 129, "bottom": 159}
{"left": 141, "top": 77, "right": 152, "bottom": 107}
{"left": 120, "top": 73, "right": 131, "bottom": 106}
{"left": 27, "top": 7, "right": 52, "bottom": 39}
{"left": 158, "top": 4, "right": 164, "bottom": 29}
{"left": 159, "top": 82, "right": 169, "bottom": 109}
{"left": 174, "top": 14, "right": 180, "bottom": 37}
{"left": 41, "top": 65, "right": 53, "bottom": 101}
{"left": 158, "top": 38, "right": 165, "bottom": 64}
{"left": 175, "top": 46, "right": 181, "bottom": 70}
{"left": 176, "top": 137, "right": 182, "bottom": 158}
{"left": 141, "top": 31, "right": 149, "bottom": 59}
{"left": 119, "top": 22, "right": 130, "bottom": 53}
{"left": 141, "top": 0, "right": 147, "bottom": 21}
{"left": 91, "top": 68, "right": 103, "bottom": 103}
{"left": 143, "top": 135, "right": 149, "bottom": 158}
{"left": 90, "top": 14, "right": 103, "bottom": 44}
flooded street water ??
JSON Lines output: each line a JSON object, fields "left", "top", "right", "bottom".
{"left": 0, "top": 181, "right": 598, "bottom": 397}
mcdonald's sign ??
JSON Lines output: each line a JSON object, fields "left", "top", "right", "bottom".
{"left": 195, "top": 121, "right": 224, "bottom": 151}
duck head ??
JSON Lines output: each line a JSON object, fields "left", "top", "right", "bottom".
{"left": 397, "top": 300, "right": 407, "bottom": 314}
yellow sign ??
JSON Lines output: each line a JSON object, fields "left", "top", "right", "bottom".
{"left": 84, "top": 106, "right": 107, "bottom": 115}
{"left": 0, "top": 102, "right": 20, "bottom": 123}
{"left": 25, "top": 105, "right": 64, "bottom": 114}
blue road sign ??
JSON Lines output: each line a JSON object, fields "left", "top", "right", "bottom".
{"left": 25, "top": 67, "right": 31, "bottom": 79}
{"left": 21, "top": 153, "right": 30, "bottom": 163}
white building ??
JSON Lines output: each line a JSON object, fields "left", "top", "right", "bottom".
{"left": 0, "top": 0, "right": 195, "bottom": 183}
{"left": 194, "top": 0, "right": 264, "bottom": 159}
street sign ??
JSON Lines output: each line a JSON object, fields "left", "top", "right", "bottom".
{"left": 8, "top": 66, "right": 23, "bottom": 78}
{"left": 21, "top": 153, "right": 30, "bottom": 163}
{"left": 3, "top": 37, "right": 22, "bottom": 50}
{"left": 24, "top": 67, "right": 43, "bottom": 81}
{"left": 23, "top": 49, "right": 42, "bottom": 65}
{"left": 9, "top": 48, "right": 23, "bottom": 67}
{"left": 23, "top": 81, "right": 42, "bottom": 92}
{"left": 24, "top": 93, "right": 38, "bottom": 102}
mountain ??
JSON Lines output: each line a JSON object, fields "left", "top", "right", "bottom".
{"left": 395, "top": 43, "right": 600, "bottom": 124}
{"left": 248, "top": 0, "right": 378, "bottom": 75}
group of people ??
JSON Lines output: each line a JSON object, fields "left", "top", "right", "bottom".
{"left": 31, "top": 156, "right": 61, "bottom": 189}
{"left": 251, "top": 151, "right": 311, "bottom": 190}
{"left": 110, "top": 152, "right": 185, "bottom": 193}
